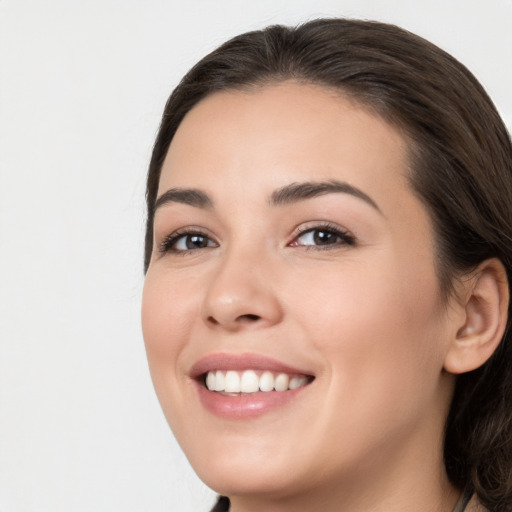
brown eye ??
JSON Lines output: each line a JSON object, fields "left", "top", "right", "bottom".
{"left": 294, "top": 227, "right": 355, "bottom": 248}
{"left": 181, "top": 234, "right": 211, "bottom": 250}
{"left": 313, "top": 230, "right": 339, "bottom": 245}
{"left": 160, "top": 231, "right": 217, "bottom": 253}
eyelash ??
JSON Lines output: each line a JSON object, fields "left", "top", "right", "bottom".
{"left": 292, "top": 222, "right": 356, "bottom": 250}
{"left": 158, "top": 228, "right": 216, "bottom": 255}
{"left": 158, "top": 222, "right": 356, "bottom": 255}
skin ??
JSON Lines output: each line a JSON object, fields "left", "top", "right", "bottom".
{"left": 142, "top": 82, "right": 465, "bottom": 512}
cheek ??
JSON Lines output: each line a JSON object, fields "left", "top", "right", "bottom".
{"left": 292, "top": 254, "right": 447, "bottom": 403}
{"left": 291, "top": 258, "right": 449, "bottom": 463}
{"left": 141, "top": 270, "right": 198, "bottom": 398}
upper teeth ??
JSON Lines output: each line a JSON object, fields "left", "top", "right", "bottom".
{"left": 205, "top": 370, "right": 309, "bottom": 393}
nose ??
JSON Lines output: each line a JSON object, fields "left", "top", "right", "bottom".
{"left": 202, "top": 250, "right": 283, "bottom": 332}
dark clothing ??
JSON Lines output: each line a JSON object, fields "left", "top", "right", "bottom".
{"left": 210, "top": 496, "right": 230, "bottom": 512}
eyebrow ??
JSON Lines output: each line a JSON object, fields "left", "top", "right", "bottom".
{"left": 154, "top": 180, "right": 381, "bottom": 214}
{"left": 269, "top": 180, "right": 381, "bottom": 213}
{"left": 154, "top": 187, "right": 213, "bottom": 211}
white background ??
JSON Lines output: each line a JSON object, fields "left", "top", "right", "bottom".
{"left": 1, "top": 1, "right": 511, "bottom": 511}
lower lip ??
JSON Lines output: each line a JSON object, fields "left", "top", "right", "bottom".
{"left": 194, "top": 380, "right": 311, "bottom": 419}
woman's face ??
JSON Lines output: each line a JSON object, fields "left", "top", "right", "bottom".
{"left": 142, "top": 83, "right": 456, "bottom": 500}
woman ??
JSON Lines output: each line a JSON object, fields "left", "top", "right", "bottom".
{"left": 141, "top": 19, "right": 512, "bottom": 512}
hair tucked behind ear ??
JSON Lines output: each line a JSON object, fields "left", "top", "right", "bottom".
{"left": 145, "top": 19, "right": 512, "bottom": 511}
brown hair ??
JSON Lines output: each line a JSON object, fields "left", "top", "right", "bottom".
{"left": 144, "top": 19, "right": 512, "bottom": 511}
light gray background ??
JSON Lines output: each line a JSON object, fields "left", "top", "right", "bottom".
{"left": 1, "top": 1, "right": 511, "bottom": 511}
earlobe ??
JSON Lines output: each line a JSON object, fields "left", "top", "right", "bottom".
{"left": 443, "top": 258, "right": 509, "bottom": 374}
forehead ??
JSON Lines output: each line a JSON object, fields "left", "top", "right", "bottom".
{"left": 159, "top": 82, "right": 412, "bottom": 212}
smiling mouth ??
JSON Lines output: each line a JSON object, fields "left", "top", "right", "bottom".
{"left": 203, "top": 369, "right": 314, "bottom": 394}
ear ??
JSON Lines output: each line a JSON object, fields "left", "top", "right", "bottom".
{"left": 444, "top": 258, "right": 509, "bottom": 374}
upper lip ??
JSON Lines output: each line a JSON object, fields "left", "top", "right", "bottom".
{"left": 189, "top": 353, "right": 314, "bottom": 379}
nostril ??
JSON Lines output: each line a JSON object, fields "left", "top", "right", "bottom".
{"left": 238, "top": 314, "right": 261, "bottom": 322}
{"left": 205, "top": 313, "right": 260, "bottom": 326}
{"left": 207, "top": 316, "right": 220, "bottom": 325}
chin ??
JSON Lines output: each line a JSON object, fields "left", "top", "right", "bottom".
{"left": 181, "top": 435, "right": 307, "bottom": 498}
{"left": 196, "top": 461, "right": 303, "bottom": 500}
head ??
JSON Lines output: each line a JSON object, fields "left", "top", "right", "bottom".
{"left": 142, "top": 19, "right": 512, "bottom": 510}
